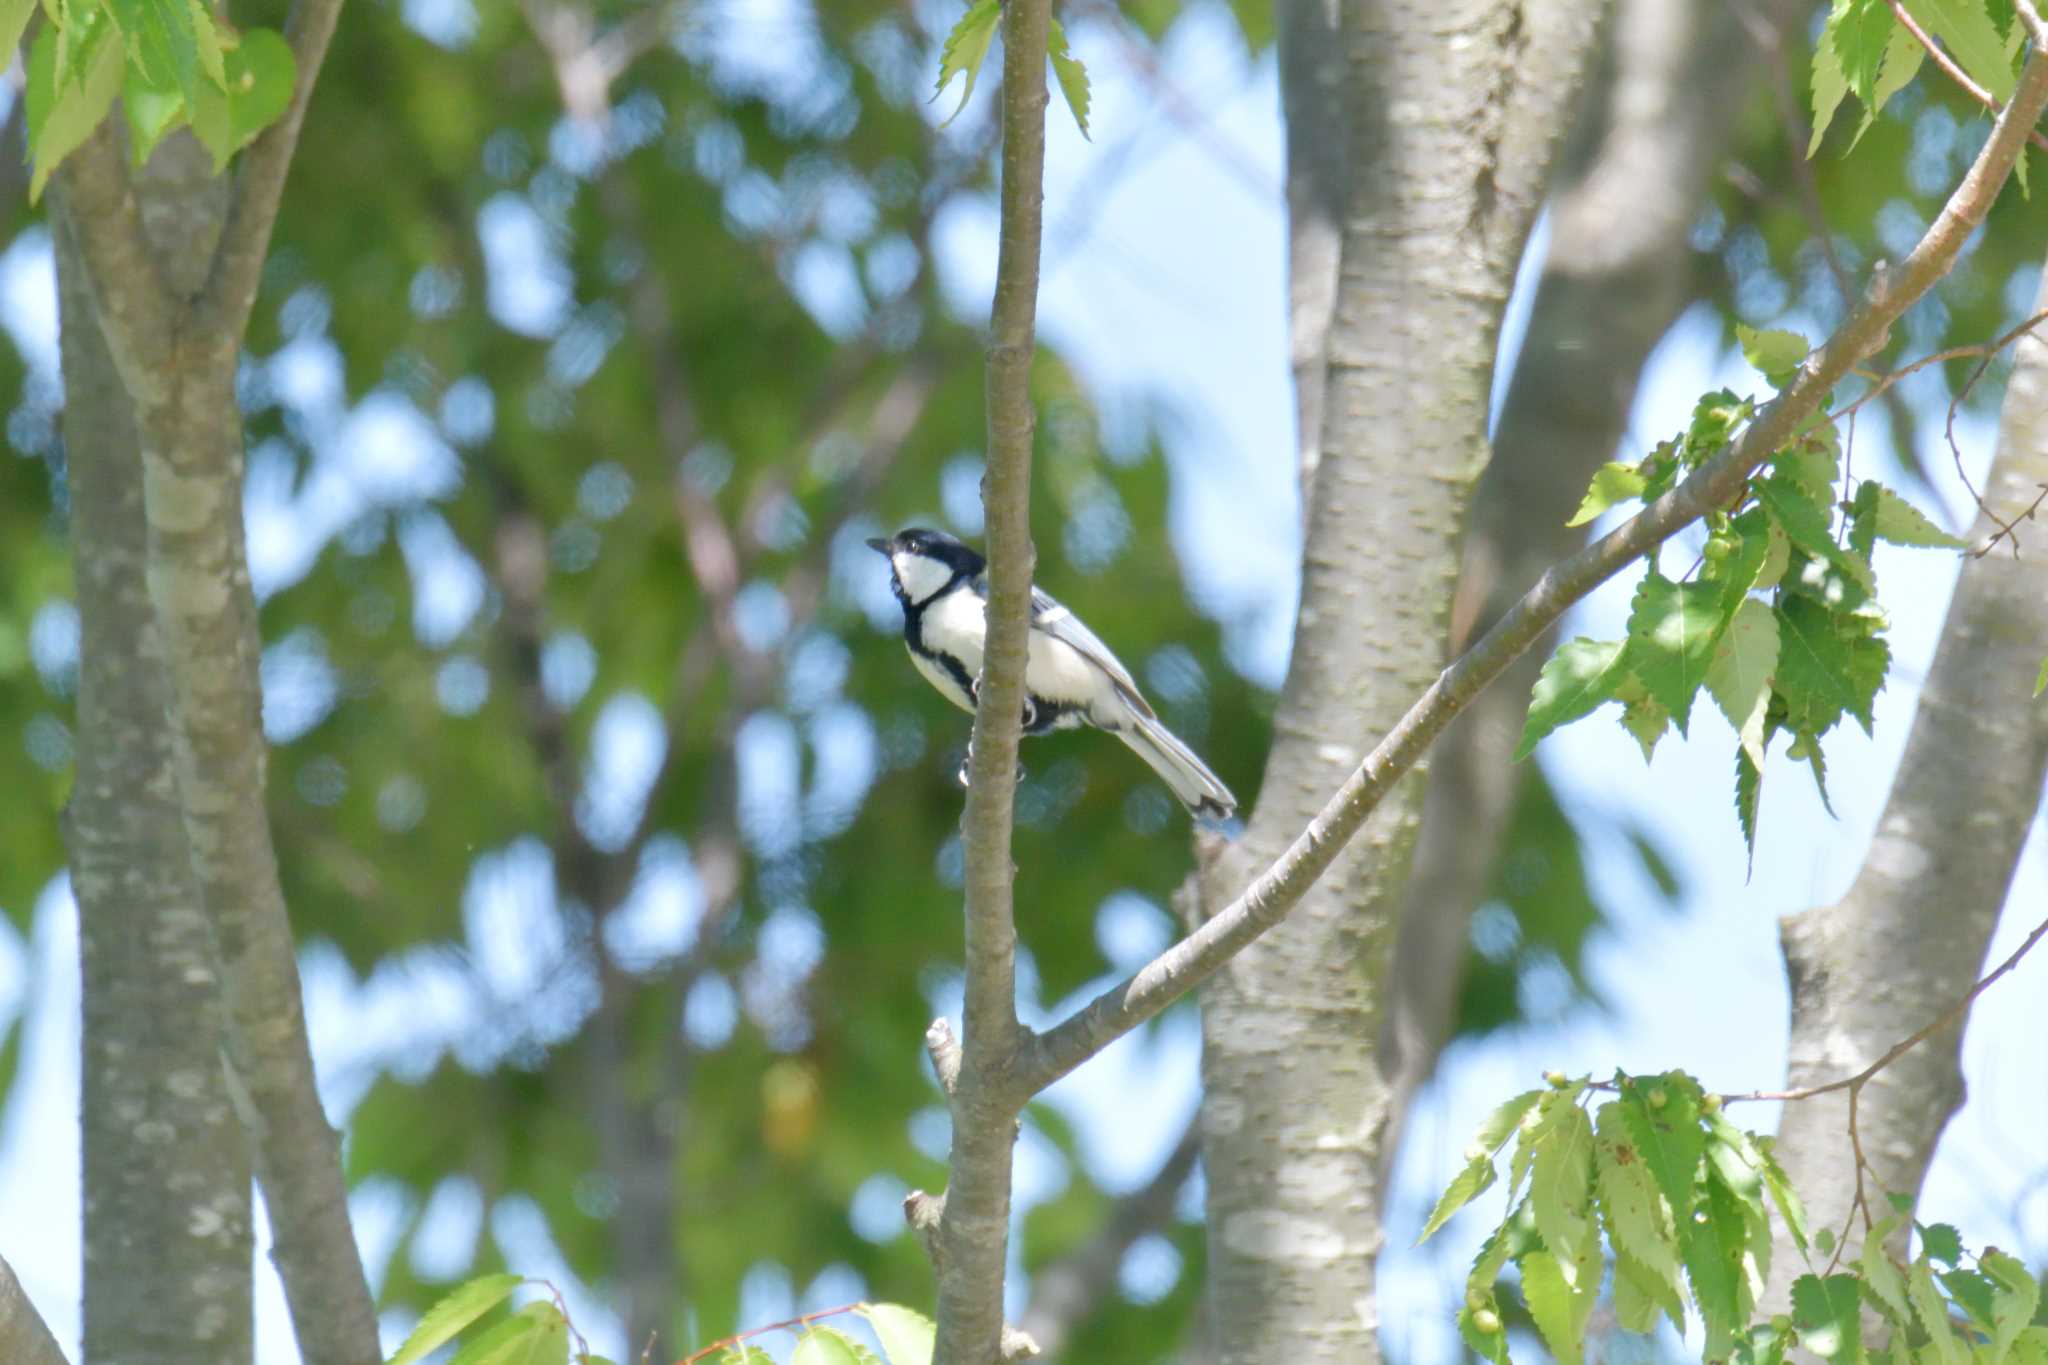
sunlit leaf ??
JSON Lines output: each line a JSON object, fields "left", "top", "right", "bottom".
{"left": 1567, "top": 462, "right": 1647, "bottom": 527}
{"left": 387, "top": 1273, "right": 525, "bottom": 1365}
{"left": 857, "top": 1303, "right": 935, "bottom": 1365}
{"left": 1046, "top": 17, "right": 1089, "bottom": 139}
{"left": 1515, "top": 637, "right": 1623, "bottom": 759}
{"left": 932, "top": 0, "right": 1000, "bottom": 127}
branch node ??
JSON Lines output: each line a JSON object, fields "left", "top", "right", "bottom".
{"left": 903, "top": 1188, "right": 946, "bottom": 1271}
{"left": 925, "top": 1017, "right": 963, "bottom": 1095}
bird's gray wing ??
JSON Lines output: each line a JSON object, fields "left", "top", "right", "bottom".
{"left": 1031, "top": 586, "right": 1155, "bottom": 719}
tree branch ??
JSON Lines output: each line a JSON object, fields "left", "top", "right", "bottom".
{"left": 1883, "top": 0, "right": 2048, "bottom": 153}
{"left": 49, "top": 123, "right": 176, "bottom": 384}
{"left": 1016, "top": 51, "right": 2048, "bottom": 1100}
{"left": 931, "top": 0, "right": 1052, "bottom": 1357}
{"left": 0, "top": 1255, "right": 68, "bottom": 1365}
{"left": 202, "top": 0, "right": 351, "bottom": 334}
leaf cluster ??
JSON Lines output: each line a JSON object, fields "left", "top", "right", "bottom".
{"left": 1423, "top": 1071, "right": 2048, "bottom": 1365}
{"left": 24, "top": 0, "right": 297, "bottom": 200}
{"left": 1521, "top": 326, "right": 1967, "bottom": 859}
{"left": 933, "top": 0, "right": 1092, "bottom": 137}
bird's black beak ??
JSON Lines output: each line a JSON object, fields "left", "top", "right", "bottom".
{"left": 865, "top": 536, "right": 893, "bottom": 556}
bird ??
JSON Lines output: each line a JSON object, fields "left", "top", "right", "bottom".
{"left": 866, "top": 527, "right": 1237, "bottom": 821}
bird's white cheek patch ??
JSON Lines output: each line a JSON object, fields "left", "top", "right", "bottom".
{"left": 893, "top": 553, "right": 956, "bottom": 603}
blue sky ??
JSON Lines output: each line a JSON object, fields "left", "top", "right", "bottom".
{"left": 0, "top": 3, "right": 2044, "bottom": 1362}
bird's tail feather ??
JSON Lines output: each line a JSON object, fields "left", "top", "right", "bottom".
{"left": 1116, "top": 713, "right": 1236, "bottom": 820}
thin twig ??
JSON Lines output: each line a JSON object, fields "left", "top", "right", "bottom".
{"left": 1013, "top": 53, "right": 2048, "bottom": 1101}
{"left": 676, "top": 1302, "right": 864, "bottom": 1365}
{"left": 1723, "top": 910, "right": 2048, "bottom": 1105}
{"left": 1944, "top": 308, "right": 2048, "bottom": 553}
{"left": 1884, "top": 0, "right": 2048, "bottom": 153}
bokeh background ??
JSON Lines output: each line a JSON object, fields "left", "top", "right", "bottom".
{"left": 0, "top": 0, "right": 2044, "bottom": 1360}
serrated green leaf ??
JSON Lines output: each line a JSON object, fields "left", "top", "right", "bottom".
{"left": 931, "top": 0, "right": 1000, "bottom": 128}
{"left": 1756, "top": 473, "right": 1873, "bottom": 604}
{"left": 1515, "top": 637, "right": 1624, "bottom": 759}
{"left": 187, "top": 0, "right": 224, "bottom": 87}
{"left": 857, "top": 1304, "right": 934, "bottom": 1365}
{"left": 105, "top": 0, "right": 200, "bottom": 99}
{"left": 1529, "top": 1099, "right": 1597, "bottom": 1284}
{"left": 26, "top": 18, "right": 125, "bottom": 203}
{"left": 1520, "top": 1243, "right": 1602, "bottom": 1365}
{"left": 1045, "top": 17, "right": 1089, "bottom": 139}
{"left": 1911, "top": 1259, "right": 1963, "bottom": 1365}
{"left": 1418, "top": 1157, "right": 1497, "bottom": 1244}
{"left": 1620, "top": 693, "right": 1668, "bottom": 761}
{"left": 2011, "top": 1328, "right": 2048, "bottom": 1365}
{"left": 1708, "top": 507, "right": 1772, "bottom": 613}
{"left": 1568, "top": 462, "right": 1648, "bottom": 527}
{"left": 0, "top": 0, "right": 38, "bottom": 77}
{"left": 449, "top": 1303, "right": 568, "bottom": 1365}
{"left": 1776, "top": 595, "right": 1890, "bottom": 736}
{"left": 1739, "top": 1323, "right": 1793, "bottom": 1365}
{"left": 1459, "top": 1304, "right": 1511, "bottom": 1364}
{"left": 1982, "top": 1250, "right": 2039, "bottom": 1365}
{"left": 1919, "top": 1222, "right": 1963, "bottom": 1266}
{"left": 1903, "top": 0, "right": 2015, "bottom": 100}
{"left": 1737, "top": 324, "right": 1810, "bottom": 386}
{"left": 1860, "top": 1240, "right": 1912, "bottom": 1325}
{"left": 1594, "top": 1102, "right": 1687, "bottom": 1314}
{"left": 1474, "top": 1089, "right": 1545, "bottom": 1156}
{"left": 1468, "top": 1213, "right": 1516, "bottom": 1303}
{"left": 1848, "top": 481, "right": 1880, "bottom": 561}
{"left": 1870, "top": 486, "right": 1965, "bottom": 548}
{"left": 1707, "top": 599, "right": 1778, "bottom": 770}
{"left": 1685, "top": 1177, "right": 1752, "bottom": 1360}
{"left": 1863, "top": 17, "right": 1925, "bottom": 136}
{"left": 388, "top": 1274, "right": 528, "bottom": 1365}
{"left": 183, "top": 24, "right": 294, "bottom": 170}
{"left": 1686, "top": 389, "right": 1754, "bottom": 462}
{"left": 1620, "top": 571, "right": 1725, "bottom": 735}
{"left": 1756, "top": 516, "right": 1792, "bottom": 590}
{"left": 1791, "top": 731, "right": 1837, "bottom": 815}
{"left": 1775, "top": 440, "right": 1841, "bottom": 505}
{"left": 792, "top": 1326, "right": 877, "bottom": 1365}
{"left": 1809, "top": 16, "right": 1853, "bottom": 153}
{"left": 1941, "top": 1268, "right": 1997, "bottom": 1330}
{"left": 1616, "top": 1077, "right": 1705, "bottom": 1224}
{"left": 122, "top": 72, "right": 186, "bottom": 166}
{"left": 1756, "top": 1138, "right": 1810, "bottom": 1258}
{"left": 1735, "top": 744, "right": 1763, "bottom": 864}
{"left": 716, "top": 1349, "right": 776, "bottom": 1365}
{"left": 1793, "top": 1274, "right": 1865, "bottom": 1363}
{"left": 1613, "top": 1254, "right": 1663, "bottom": 1334}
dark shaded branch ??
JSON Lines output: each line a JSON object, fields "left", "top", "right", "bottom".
{"left": 203, "top": 0, "right": 351, "bottom": 333}
{"left": 0, "top": 1255, "right": 68, "bottom": 1365}
{"left": 1018, "top": 51, "right": 2048, "bottom": 1099}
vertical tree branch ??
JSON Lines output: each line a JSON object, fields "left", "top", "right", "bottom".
{"left": 56, "top": 202, "right": 254, "bottom": 1365}
{"left": 0, "top": 1255, "right": 68, "bottom": 1365}
{"left": 933, "top": 0, "right": 1052, "bottom": 1359}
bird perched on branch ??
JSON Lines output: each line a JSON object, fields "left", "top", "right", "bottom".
{"left": 867, "top": 527, "right": 1236, "bottom": 821}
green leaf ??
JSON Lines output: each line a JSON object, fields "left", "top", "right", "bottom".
{"left": 184, "top": 24, "right": 294, "bottom": 169}
{"left": 1859, "top": 1240, "right": 1911, "bottom": 1325}
{"left": 1847, "top": 481, "right": 1880, "bottom": 562}
{"left": 1870, "top": 486, "right": 1965, "bottom": 548}
{"left": 1793, "top": 1274, "right": 1865, "bottom": 1363}
{"left": 1515, "top": 637, "right": 1624, "bottom": 759}
{"left": 1902, "top": 0, "right": 2016, "bottom": 100}
{"left": 1473, "top": 1089, "right": 1545, "bottom": 1155}
{"left": 1941, "top": 1268, "right": 1997, "bottom": 1330}
{"left": 1809, "top": 14, "right": 1853, "bottom": 153}
{"left": 931, "top": 0, "right": 1000, "bottom": 127}
{"left": 1612, "top": 1254, "right": 1665, "bottom": 1334}
{"left": 1707, "top": 508, "right": 1773, "bottom": 613}
{"left": 1910, "top": 1259, "right": 1963, "bottom": 1365}
{"left": 388, "top": 1274, "right": 527, "bottom": 1365}
{"left": 1418, "top": 1158, "right": 1497, "bottom": 1244}
{"left": 1519, "top": 1244, "right": 1602, "bottom": 1365}
{"left": 122, "top": 72, "right": 187, "bottom": 166}
{"left": 188, "top": 0, "right": 224, "bottom": 88}
{"left": 1620, "top": 693, "right": 1669, "bottom": 762}
{"left": 1707, "top": 598, "right": 1779, "bottom": 770}
{"left": 1529, "top": 1098, "right": 1597, "bottom": 1283}
{"left": 0, "top": 0, "right": 38, "bottom": 79}
{"left": 1459, "top": 1304, "right": 1511, "bottom": 1365}
{"left": 1981, "top": 1249, "right": 2039, "bottom": 1365}
{"left": 1046, "top": 17, "right": 1089, "bottom": 139}
{"left": 26, "top": 18, "right": 126, "bottom": 203}
{"left": 1919, "top": 1222, "right": 1963, "bottom": 1266}
{"left": 1593, "top": 1102, "right": 1686, "bottom": 1315}
{"left": 1737, "top": 324, "right": 1810, "bottom": 386}
{"left": 1864, "top": 17, "right": 1925, "bottom": 135}
{"left": 449, "top": 1303, "right": 569, "bottom": 1365}
{"left": 105, "top": 0, "right": 200, "bottom": 99}
{"left": 1739, "top": 1323, "right": 1793, "bottom": 1365}
{"left": 716, "top": 1350, "right": 776, "bottom": 1365}
{"left": 1775, "top": 594, "right": 1890, "bottom": 736}
{"left": 1567, "top": 462, "right": 1648, "bottom": 527}
{"left": 1616, "top": 1076, "right": 1705, "bottom": 1227}
{"left": 1756, "top": 1138, "right": 1810, "bottom": 1258}
{"left": 791, "top": 1327, "right": 878, "bottom": 1365}
{"left": 1756, "top": 472, "right": 1873, "bottom": 603}
{"left": 857, "top": 1304, "right": 934, "bottom": 1365}
{"left": 1735, "top": 744, "right": 1763, "bottom": 864}
{"left": 1684, "top": 1177, "right": 1751, "bottom": 1360}
{"left": 2035, "top": 656, "right": 2048, "bottom": 698}
{"left": 1620, "top": 570, "right": 1725, "bottom": 735}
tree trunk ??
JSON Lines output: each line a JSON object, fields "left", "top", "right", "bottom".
{"left": 1197, "top": 4, "right": 1602, "bottom": 1360}
{"left": 56, "top": 198, "right": 254, "bottom": 1365}
{"left": 1763, "top": 263, "right": 2048, "bottom": 1302}
{"left": 1381, "top": 0, "right": 1805, "bottom": 1161}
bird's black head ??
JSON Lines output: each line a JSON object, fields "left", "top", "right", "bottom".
{"left": 866, "top": 527, "right": 985, "bottom": 605}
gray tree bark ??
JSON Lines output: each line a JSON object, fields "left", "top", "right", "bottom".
{"left": 1762, "top": 263, "right": 2048, "bottom": 1303}
{"left": 1381, "top": 0, "right": 1806, "bottom": 1160}
{"left": 0, "top": 1254, "right": 69, "bottom": 1365}
{"left": 1197, "top": 4, "right": 1603, "bottom": 1360}
{"left": 56, "top": 194, "right": 254, "bottom": 1365}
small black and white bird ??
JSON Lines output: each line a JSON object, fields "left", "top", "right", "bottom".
{"left": 867, "top": 527, "right": 1236, "bottom": 821}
